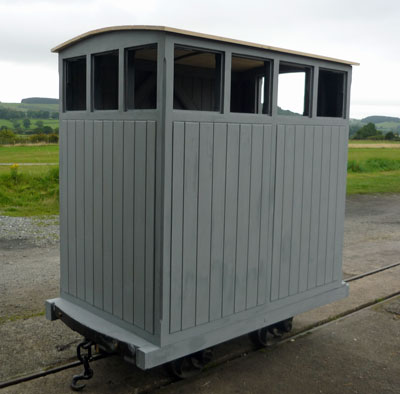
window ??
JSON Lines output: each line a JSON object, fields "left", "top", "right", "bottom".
{"left": 93, "top": 51, "right": 119, "bottom": 110}
{"left": 65, "top": 56, "right": 86, "bottom": 111}
{"left": 173, "top": 46, "right": 222, "bottom": 111}
{"left": 231, "top": 55, "right": 271, "bottom": 114}
{"left": 317, "top": 69, "right": 345, "bottom": 117}
{"left": 278, "top": 63, "right": 312, "bottom": 116}
{"left": 125, "top": 45, "right": 157, "bottom": 110}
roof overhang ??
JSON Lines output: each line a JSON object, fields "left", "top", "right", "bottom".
{"left": 51, "top": 25, "right": 359, "bottom": 66}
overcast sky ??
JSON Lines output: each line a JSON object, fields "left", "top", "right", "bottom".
{"left": 0, "top": 0, "right": 399, "bottom": 119}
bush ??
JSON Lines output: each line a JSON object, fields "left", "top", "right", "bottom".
{"left": 29, "top": 133, "right": 48, "bottom": 143}
{"left": 48, "top": 133, "right": 59, "bottom": 143}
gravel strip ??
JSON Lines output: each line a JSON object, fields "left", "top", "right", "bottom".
{"left": 0, "top": 215, "right": 59, "bottom": 248}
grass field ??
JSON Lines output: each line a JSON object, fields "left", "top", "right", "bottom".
{"left": 0, "top": 166, "right": 59, "bottom": 216}
{"left": 0, "top": 141, "right": 399, "bottom": 215}
{"left": 0, "top": 144, "right": 59, "bottom": 163}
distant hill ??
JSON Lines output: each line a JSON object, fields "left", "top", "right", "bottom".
{"left": 362, "top": 115, "right": 400, "bottom": 124}
{"left": 350, "top": 115, "right": 400, "bottom": 136}
{"left": 21, "top": 97, "right": 59, "bottom": 105}
{"left": 0, "top": 102, "right": 59, "bottom": 113}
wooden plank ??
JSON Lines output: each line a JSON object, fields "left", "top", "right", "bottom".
{"left": 307, "top": 126, "right": 323, "bottom": 290}
{"left": 317, "top": 126, "right": 331, "bottom": 286}
{"left": 279, "top": 125, "right": 295, "bottom": 299}
{"left": 67, "top": 120, "right": 77, "bottom": 296}
{"left": 270, "top": 125, "right": 285, "bottom": 301}
{"left": 103, "top": 121, "right": 113, "bottom": 314}
{"left": 84, "top": 121, "right": 94, "bottom": 305}
{"left": 113, "top": 121, "right": 124, "bottom": 319}
{"left": 134, "top": 121, "right": 147, "bottom": 329}
{"left": 246, "top": 124, "right": 263, "bottom": 309}
{"left": 93, "top": 121, "right": 103, "bottom": 309}
{"left": 325, "top": 127, "right": 340, "bottom": 284}
{"left": 222, "top": 124, "right": 239, "bottom": 316}
{"left": 59, "top": 121, "right": 69, "bottom": 293}
{"left": 123, "top": 121, "right": 135, "bottom": 323}
{"left": 196, "top": 122, "right": 213, "bottom": 325}
{"left": 170, "top": 122, "right": 185, "bottom": 333}
{"left": 209, "top": 123, "right": 227, "bottom": 321}
{"left": 257, "top": 124, "right": 274, "bottom": 305}
{"left": 289, "top": 125, "right": 305, "bottom": 296}
{"left": 298, "top": 126, "right": 314, "bottom": 293}
{"left": 75, "top": 120, "right": 85, "bottom": 300}
{"left": 333, "top": 127, "right": 348, "bottom": 281}
{"left": 145, "top": 121, "right": 156, "bottom": 333}
{"left": 235, "top": 124, "right": 251, "bottom": 313}
{"left": 182, "top": 122, "right": 199, "bottom": 330}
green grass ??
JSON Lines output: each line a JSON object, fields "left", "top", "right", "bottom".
{"left": 0, "top": 165, "right": 57, "bottom": 176}
{"left": 0, "top": 144, "right": 59, "bottom": 163}
{"left": 0, "top": 166, "right": 59, "bottom": 216}
{"left": 347, "top": 146, "right": 400, "bottom": 194}
{"left": 347, "top": 170, "right": 400, "bottom": 194}
{"left": 348, "top": 148, "right": 400, "bottom": 162}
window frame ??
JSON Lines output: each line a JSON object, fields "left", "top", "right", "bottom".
{"left": 172, "top": 44, "right": 224, "bottom": 113}
{"left": 124, "top": 43, "right": 158, "bottom": 111}
{"left": 277, "top": 61, "right": 313, "bottom": 117}
{"left": 63, "top": 55, "right": 87, "bottom": 112}
{"left": 230, "top": 53, "right": 273, "bottom": 115}
{"left": 91, "top": 49, "right": 120, "bottom": 112}
{"left": 317, "top": 67, "right": 347, "bottom": 119}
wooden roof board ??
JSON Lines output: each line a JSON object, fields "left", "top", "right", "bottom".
{"left": 51, "top": 25, "right": 359, "bottom": 66}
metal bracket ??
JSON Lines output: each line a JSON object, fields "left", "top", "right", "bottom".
{"left": 70, "top": 339, "right": 94, "bottom": 391}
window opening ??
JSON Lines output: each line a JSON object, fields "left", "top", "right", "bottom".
{"left": 230, "top": 55, "right": 271, "bottom": 114}
{"left": 65, "top": 56, "right": 86, "bottom": 111}
{"left": 126, "top": 45, "right": 157, "bottom": 110}
{"left": 93, "top": 51, "right": 119, "bottom": 110}
{"left": 173, "top": 46, "right": 222, "bottom": 111}
{"left": 278, "top": 63, "right": 311, "bottom": 116}
{"left": 317, "top": 69, "right": 345, "bottom": 117}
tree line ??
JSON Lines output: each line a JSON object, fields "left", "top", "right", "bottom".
{"left": 351, "top": 122, "right": 399, "bottom": 141}
{"left": 0, "top": 106, "right": 58, "bottom": 120}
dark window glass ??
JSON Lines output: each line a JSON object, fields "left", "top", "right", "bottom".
{"left": 278, "top": 63, "right": 312, "bottom": 116}
{"left": 231, "top": 55, "right": 271, "bottom": 114}
{"left": 173, "top": 46, "right": 222, "bottom": 111}
{"left": 65, "top": 56, "right": 86, "bottom": 111}
{"left": 93, "top": 51, "right": 119, "bottom": 110}
{"left": 125, "top": 45, "right": 157, "bottom": 110}
{"left": 317, "top": 69, "right": 346, "bottom": 117}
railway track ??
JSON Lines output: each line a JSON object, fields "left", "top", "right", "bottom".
{"left": 1, "top": 262, "right": 400, "bottom": 392}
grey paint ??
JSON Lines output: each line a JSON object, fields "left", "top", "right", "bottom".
{"left": 52, "top": 28, "right": 352, "bottom": 367}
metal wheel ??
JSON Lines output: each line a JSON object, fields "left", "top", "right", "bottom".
{"left": 275, "top": 317, "right": 293, "bottom": 333}
{"left": 249, "top": 317, "right": 294, "bottom": 347}
{"left": 249, "top": 327, "right": 270, "bottom": 347}
{"left": 168, "top": 349, "right": 213, "bottom": 379}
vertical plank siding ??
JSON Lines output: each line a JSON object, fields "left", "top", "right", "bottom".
{"left": 60, "top": 119, "right": 157, "bottom": 335}
{"left": 167, "top": 122, "right": 347, "bottom": 333}
{"left": 60, "top": 118, "right": 348, "bottom": 337}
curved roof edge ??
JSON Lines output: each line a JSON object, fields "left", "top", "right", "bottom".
{"left": 51, "top": 25, "right": 359, "bottom": 66}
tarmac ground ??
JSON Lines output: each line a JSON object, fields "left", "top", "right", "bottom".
{"left": 0, "top": 193, "right": 399, "bottom": 393}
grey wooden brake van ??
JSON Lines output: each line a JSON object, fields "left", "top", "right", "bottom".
{"left": 46, "top": 25, "right": 357, "bottom": 380}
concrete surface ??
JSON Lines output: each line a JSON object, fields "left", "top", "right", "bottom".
{"left": 0, "top": 193, "right": 399, "bottom": 392}
{"left": 2, "top": 296, "right": 399, "bottom": 394}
